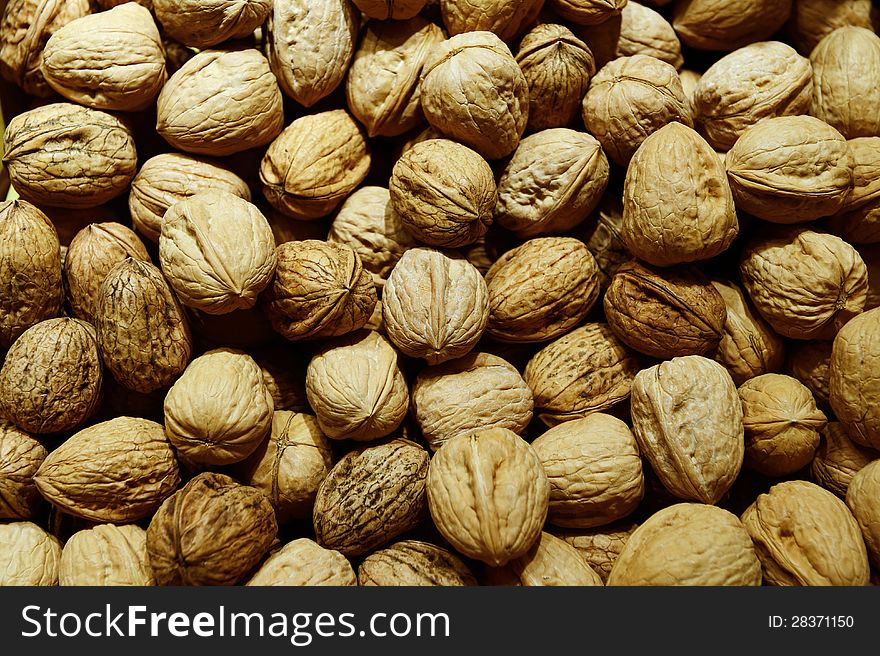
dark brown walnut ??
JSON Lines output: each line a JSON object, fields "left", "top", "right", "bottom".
{"left": 0, "top": 318, "right": 102, "bottom": 435}
{"left": 153, "top": 0, "right": 271, "bottom": 49}
{"left": 346, "top": 17, "right": 444, "bottom": 138}
{"left": 3, "top": 103, "right": 137, "bottom": 209}
{"left": 786, "top": 340, "right": 834, "bottom": 410}
{"left": 95, "top": 259, "right": 193, "bottom": 394}
{"left": 577, "top": 197, "right": 631, "bottom": 290}
{"left": 828, "top": 137, "right": 880, "bottom": 244}
{"left": 524, "top": 323, "right": 641, "bottom": 427}
{"left": 260, "top": 110, "right": 371, "bottom": 220}
{"left": 516, "top": 24, "right": 595, "bottom": 133}
{"left": 785, "top": 0, "right": 874, "bottom": 55}
{"left": 603, "top": 260, "right": 726, "bottom": 360}
{"left": 0, "top": 0, "right": 91, "bottom": 97}
{"left": 64, "top": 223, "right": 151, "bottom": 324}
{"left": 0, "top": 200, "right": 63, "bottom": 349}
{"left": 354, "top": 0, "right": 426, "bottom": 20}
{"left": 672, "top": 0, "right": 793, "bottom": 51}
{"left": 440, "top": 0, "right": 543, "bottom": 41}
{"left": 262, "top": 240, "right": 376, "bottom": 341}
{"left": 313, "top": 439, "right": 429, "bottom": 557}
{"left": 494, "top": 129, "right": 609, "bottom": 238}
{"left": 0, "top": 421, "right": 46, "bottom": 520}
{"left": 485, "top": 238, "right": 600, "bottom": 343}
{"left": 246, "top": 539, "right": 356, "bottom": 586}
{"left": 554, "top": 521, "right": 638, "bottom": 582}
{"left": 550, "top": 0, "right": 627, "bottom": 25}
{"left": 156, "top": 48, "right": 284, "bottom": 157}
{"left": 147, "top": 472, "right": 277, "bottom": 586}
{"left": 487, "top": 531, "right": 604, "bottom": 586}
{"left": 358, "top": 540, "right": 477, "bottom": 586}
{"left": 389, "top": 139, "right": 495, "bottom": 248}
{"left": 811, "top": 422, "right": 878, "bottom": 498}
{"left": 34, "top": 417, "right": 180, "bottom": 523}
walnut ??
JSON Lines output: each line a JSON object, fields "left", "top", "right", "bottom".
{"left": 786, "top": 340, "right": 833, "bottom": 410}
{"left": 785, "top": 0, "right": 874, "bottom": 55}
{"left": 358, "top": 540, "right": 477, "bottom": 586}
{"left": 0, "top": 420, "right": 46, "bottom": 520}
{"left": 487, "top": 531, "right": 604, "bottom": 586}
{"left": 550, "top": 0, "right": 628, "bottom": 25}
{"left": 845, "top": 460, "right": 880, "bottom": 569}
{"left": 829, "top": 137, "right": 880, "bottom": 244}
{"left": 672, "top": 0, "right": 793, "bottom": 51}
{"left": 59, "top": 524, "right": 154, "bottom": 586}
{"left": 353, "top": 0, "right": 426, "bottom": 20}
{"left": 614, "top": 1, "right": 683, "bottom": 69}
{"left": 153, "top": 0, "right": 271, "bottom": 48}
{"left": 3, "top": 103, "right": 137, "bottom": 208}
{"left": 577, "top": 196, "right": 630, "bottom": 290}
{"left": 246, "top": 538, "right": 356, "bottom": 586}
{"left": 0, "top": 522, "right": 61, "bottom": 586}
{"left": 554, "top": 521, "right": 637, "bottom": 582}
{"left": 811, "top": 422, "right": 878, "bottom": 498}
{"left": 439, "top": 0, "right": 543, "bottom": 40}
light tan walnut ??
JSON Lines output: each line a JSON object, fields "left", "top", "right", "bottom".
{"left": 786, "top": 340, "right": 834, "bottom": 410}
{"left": 615, "top": 2, "right": 683, "bottom": 68}
{"left": 0, "top": 420, "right": 46, "bottom": 520}
{"left": 247, "top": 539, "right": 356, "bottom": 586}
{"left": 439, "top": 0, "right": 543, "bottom": 40}
{"left": 59, "top": 525, "right": 154, "bottom": 586}
{"left": 0, "top": 522, "right": 61, "bottom": 586}
{"left": 785, "top": 0, "right": 874, "bottom": 54}
{"left": 554, "top": 521, "right": 637, "bottom": 582}
{"left": 672, "top": 0, "right": 792, "bottom": 51}
{"left": 358, "top": 540, "right": 477, "bottom": 586}
{"left": 846, "top": 460, "right": 880, "bottom": 569}
{"left": 829, "top": 137, "right": 880, "bottom": 244}
{"left": 550, "top": 0, "right": 628, "bottom": 25}
{"left": 487, "top": 532, "right": 604, "bottom": 586}
{"left": 811, "top": 422, "right": 877, "bottom": 498}
{"left": 153, "top": 0, "right": 271, "bottom": 49}
{"left": 354, "top": 0, "right": 426, "bottom": 20}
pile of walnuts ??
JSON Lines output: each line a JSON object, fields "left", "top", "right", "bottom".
{"left": 1, "top": 0, "right": 880, "bottom": 587}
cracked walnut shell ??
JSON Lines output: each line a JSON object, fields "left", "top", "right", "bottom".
{"left": 59, "top": 524, "right": 154, "bottom": 586}
{"left": 358, "top": 540, "right": 477, "bottom": 586}
{"left": 153, "top": 0, "right": 271, "bottom": 49}
{"left": 0, "top": 420, "right": 47, "bottom": 520}
{"left": 247, "top": 539, "right": 356, "bottom": 586}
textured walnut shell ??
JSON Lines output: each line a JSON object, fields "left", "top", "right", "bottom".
{"left": 485, "top": 237, "right": 600, "bottom": 343}
{"left": 267, "top": 0, "right": 357, "bottom": 108}
{"left": 846, "top": 460, "right": 880, "bottom": 569}
{"left": 786, "top": 340, "right": 833, "bottom": 410}
{"left": 358, "top": 540, "right": 477, "bottom": 586}
{"left": 313, "top": 439, "right": 429, "bottom": 557}
{"left": 129, "top": 153, "right": 251, "bottom": 244}
{"left": 247, "top": 538, "right": 356, "bottom": 586}
{"left": 672, "top": 0, "right": 793, "bottom": 51}
{"left": 0, "top": 200, "right": 63, "bottom": 349}
{"left": 622, "top": 122, "right": 737, "bottom": 266}
{"left": 554, "top": 521, "right": 637, "bottom": 582}
{"left": 608, "top": 504, "right": 762, "bottom": 586}
{"left": 383, "top": 248, "right": 488, "bottom": 364}
{"left": 615, "top": 2, "right": 682, "bottom": 69}
{"left": 725, "top": 116, "right": 854, "bottom": 222}
{"left": 830, "top": 307, "right": 880, "bottom": 449}
{"left": 260, "top": 110, "right": 371, "bottom": 220}
{"left": 0, "top": 318, "right": 102, "bottom": 435}
{"left": 810, "top": 27, "right": 880, "bottom": 140}
{"left": 35, "top": 416, "right": 179, "bottom": 522}
{"left": 550, "top": 0, "right": 627, "bottom": 25}
{"left": 524, "top": 323, "right": 640, "bottom": 426}
{"left": 64, "top": 222, "right": 150, "bottom": 324}
{"left": 156, "top": 48, "right": 284, "bottom": 157}
{"left": 532, "top": 413, "right": 643, "bottom": 529}
{"left": 3, "top": 103, "right": 137, "bottom": 209}
{"left": 354, "top": 0, "right": 426, "bottom": 19}
{"left": 41, "top": 3, "right": 166, "bottom": 111}
{"left": 0, "top": 420, "right": 46, "bottom": 520}
{"left": 812, "top": 423, "right": 878, "bottom": 498}
{"left": 389, "top": 139, "right": 495, "bottom": 248}
{"left": 739, "top": 374, "right": 827, "bottom": 477}
{"left": 147, "top": 472, "right": 277, "bottom": 586}
{"left": 440, "top": 0, "right": 543, "bottom": 40}
{"left": 739, "top": 228, "right": 868, "bottom": 340}
{"left": 785, "top": 0, "right": 874, "bottom": 55}
{"left": 495, "top": 129, "right": 609, "bottom": 238}
{"left": 631, "top": 356, "right": 744, "bottom": 504}
{"left": 421, "top": 31, "right": 529, "bottom": 160}
{"left": 741, "top": 479, "right": 870, "bottom": 585}
{"left": 427, "top": 427, "right": 549, "bottom": 566}
{"left": 263, "top": 240, "right": 376, "bottom": 341}
{"left": 153, "top": 0, "right": 271, "bottom": 48}
{"left": 0, "top": 522, "right": 61, "bottom": 586}
{"left": 582, "top": 55, "right": 693, "bottom": 167}
{"left": 59, "top": 524, "right": 154, "bottom": 586}
{"left": 829, "top": 137, "right": 880, "bottom": 245}
{"left": 487, "top": 531, "right": 604, "bottom": 586}
{"left": 164, "top": 349, "right": 273, "bottom": 466}
{"left": 578, "top": 196, "right": 630, "bottom": 290}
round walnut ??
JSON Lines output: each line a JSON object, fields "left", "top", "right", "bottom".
{"left": 164, "top": 349, "right": 273, "bottom": 466}
{"left": 578, "top": 197, "right": 631, "bottom": 290}
{"left": 156, "top": 48, "right": 284, "bottom": 157}
{"left": 246, "top": 539, "right": 356, "bottom": 586}
{"left": 262, "top": 240, "right": 376, "bottom": 341}
{"left": 59, "top": 524, "right": 154, "bottom": 586}
{"left": 0, "top": 420, "right": 46, "bottom": 520}
{"left": 739, "top": 228, "right": 868, "bottom": 340}
{"left": 383, "top": 248, "right": 488, "bottom": 365}
{"left": 582, "top": 55, "right": 692, "bottom": 167}
{"left": 631, "top": 356, "right": 745, "bottom": 505}
{"left": 354, "top": 0, "right": 426, "bottom": 20}
{"left": 487, "top": 532, "right": 604, "bottom": 586}
{"left": 671, "top": 0, "right": 793, "bottom": 51}
{"left": 313, "top": 439, "right": 429, "bottom": 558}
{"left": 785, "top": 0, "right": 874, "bottom": 55}
{"left": 622, "top": 122, "right": 737, "bottom": 266}
{"left": 846, "top": 460, "right": 880, "bottom": 569}
{"left": 129, "top": 153, "right": 251, "bottom": 244}
{"left": 147, "top": 472, "right": 278, "bottom": 586}
{"left": 41, "top": 3, "right": 166, "bottom": 112}
{"left": 34, "top": 416, "right": 179, "bottom": 523}
{"left": 607, "top": 504, "right": 762, "bottom": 586}
{"left": 554, "top": 521, "right": 637, "bottom": 582}
{"left": 0, "top": 522, "right": 61, "bottom": 586}
{"left": 738, "top": 374, "right": 827, "bottom": 477}
{"left": 0, "top": 318, "right": 102, "bottom": 435}
{"left": 421, "top": 31, "right": 529, "bottom": 160}
{"left": 153, "top": 0, "right": 271, "bottom": 48}
{"left": 358, "top": 540, "right": 477, "bottom": 586}
{"left": 810, "top": 27, "right": 880, "bottom": 140}
{"left": 550, "top": 0, "right": 627, "bottom": 25}
{"left": 614, "top": 2, "right": 683, "bottom": 69}
{"left": 427, "top": 427, "right": 549, "bottom": 566}
{"left": 3, "top": 103, "right": 137, "bottom": 209}
{"left": 260, "top": 109, "right": 371, "bottom": 220}
{"left": 389, "top": 139, "right": 494, "bottom": 248}
{"left": 0, "top": 200, "right": 63, "bottom": 349}
{"left": 439, "top": 0, "right": 543, "bottom": 41}
{"left": 532, "top": 413, "right": 644, "bottom": 529}
{"left": 741, "top": 479, "right": 870, "bottom": 586}
{"left": 829, "top": 137, "right": 880, "bottom": 245}
{"left": 515, "top": 24, "right": 596, "bottom": 133}
{"left": 495, "top": 129, "right": 609, "bottom": 238}
{"left": 812, "top": 422, "right": 877, "bottom": 498}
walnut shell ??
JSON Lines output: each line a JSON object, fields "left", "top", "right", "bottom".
{"left": 0, "top": 200, "right": 63, "bottom": 349}
{"left": 246, "top": 538, "right": 356, "bottom": 586}
{"left": 153, "top": 0, "right": 271, "bottom": 49}
{"left": 630, "top": 356, "right": 744, "bottom": 504}
{"left": 785, "top": 0, "right": 874, "bottom": 55}
{"left": 313, "top": 438, "right": 429, "bottom": 557}
{"left": 34, "top": 416, "right": 179, "bottom": 522}
{"left": 830, "top": 307, "right": 880, "bottom": 449}
{"left": 812, "top": 422, "right": 878, "bottom": 498}
{"left": 554, "top": 521, "right": 637, "bottom": 582}
{"left": 578, "top": 196, "right": 630, "bottom": 290}
{"left": 615, "top": 1, "right": 682, "bottom": 69}
{"left": 741, "top": 479, "right": 870, "bottom": 585}
{"left": 550, "top": 0, "right": 627, "bottom": 25}
{"left": 427, "top": 427, "right": 549, "bottom": 566}
{"left": 0, "top": 521, "right": 61, "bottom": 586}
{"left": 358, "top": 540, "right": 477, "bottom": 586}
{"left": 146, "top": 472, "right": 277, "bottom": 586}
{"left": 0, "top": 420, "right": 46, "bottom": 520}
{"left": 3, "top": 103, "right": 137, "bottom": 209}
{"left": 156, "top": 48, "right": 284, "bottom": 156}
{"left": 846, "top": 460, "right": 880, "bottom": 569}
{"left": 829, "top": 137, "right": 880, "bottom": 245}
{"left": 672, "top": 0, "right": 793, "bottom": 51}
{"left": 608, "top": 504, "right": 762, "bottom": 585}
{"left": 353, "top": 0, "right": 426, "bottom": 20}
{"left": 440, "top": 0, "right": 543, "bottom": 41}
{"left": 59, "top": 524, "right": 154, "bottom": 586}
{"left": 487, "top": 531, "right": 604, "bottom": 586}
{"left": 786, "top": 339, "right": 833, "bottom": 410}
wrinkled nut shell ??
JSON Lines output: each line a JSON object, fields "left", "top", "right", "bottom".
{"left": 487, "top": 531, "right": 604, "bottom": 586}
{"left": 247, "top": 539, "right": 356, "bottom": 586}
{"left": 153, "top": 0, "right": 272, "bottom": 49}
{"left": 59, "top": 524, "right": 154, "bottom": 586}
{"left": 551, "top": 0, "right": 627, "bottom": 26}
{"left": 845, "top": 460, "right": 880, "bottom": 569}
{"left": 358, "top": 540, "right": 477, "bottom": 586}
{"left": 0, "top": 420, "right": 47, "bottom": 520}
{"left": 554, "top": 522, "right": 637, "bottom": 582}
{"left": 355, "top": 0, "right": 426, "bottom": 20}
{"left": 440, "top": 0, "right": 543, "bottom": 41}
{"left": 0, "top": 521, "right": 61, "bottom": 586}
{"left": 811, "top": 422, "right": 878, "bottom": 498}
{"left": 672, "top": 0, "right": 793, "bottom": 51}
